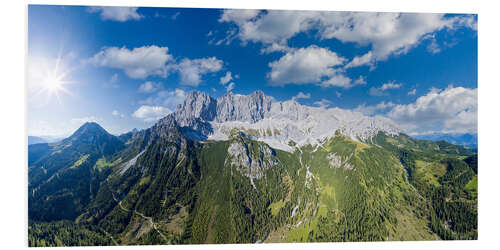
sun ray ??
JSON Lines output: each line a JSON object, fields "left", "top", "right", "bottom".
{"left": 34, "top": 51, "right": 76, "bottom": 104}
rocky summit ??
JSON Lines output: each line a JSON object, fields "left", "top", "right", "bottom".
{"left": 170, "top": 90, "right": 401, "bottom": 151}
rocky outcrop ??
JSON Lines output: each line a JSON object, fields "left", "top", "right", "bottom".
{"left": 327, "top": 152, "right": 353, "bottom": 170}
{"left": 226, "top": 140, "right": 277, "bottom": 179}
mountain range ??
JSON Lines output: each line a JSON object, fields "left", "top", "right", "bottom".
{"left": 28, "top": 90, "right": 478, "bottom": 246}
{"left": 413, "top": 133, "right": 478, "bottom": 152}
{"left": 28, "top": 136, "right": 63, "bottom": 145}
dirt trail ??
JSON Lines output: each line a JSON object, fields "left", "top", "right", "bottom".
{"left": 133, "top": 210, "right": 168, "bottom": 242}
{"left": 101, "top": 228, "right": 119, "bottom": 246}
{"left": 107, "top": 180, "right": 168, "bottom": 242}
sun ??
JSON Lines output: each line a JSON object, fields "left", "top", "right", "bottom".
{"left": 32, "top": 53, "right": 74, "bottom": 103}
{"left": 43, "top": 73, "right": 64, "bottom": 93}
{"left": 39, "top": 69, "right": 72, "bottom": 102}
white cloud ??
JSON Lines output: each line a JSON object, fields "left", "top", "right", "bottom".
{"left": 260, "top": 43, "right": 293, "bottom": 54}
{"left": 457, "top": 15, "right": 478, "bottom": 30}
{"left": 112, "top": 110, "right": 125, "bottom": 118}
{"left": 220, "top": 71, "right": 233, "bottom": 85}
{"left": 219, "top": 10, "right": 316, "bottom": 47}
{"left": 89, "top": 46, "right": 225, "bottom": 86}
{"left": 226, "top": 82, "right": 235, "bottom": 92}
{"left": 87, "top": 7, "right": 143, "bottom": 22}
{"left": 292, "top": 91, "right": 311, "bottom": 101}
{"left": 408, "top": 89, "right": 417, "bottom": 95}
{"left": 368, "top": 88, "right": 384, "bottom": 96}
{"left": 354, "top": 101, "right": 395, "bottom": 116}
{"left": 369, "top": 81, "right": 402, "bottom": 96}
{"left": 427, "top": 36, "right": 441, "bottom": 54}
{"left": 267, "top": 46, "right": 348, "bottom": 87}
{"left": 219, "top": 10, "right": 476, "bottom": 64}
{"left": 88, "top": 46, "right": 173, "bottom": 79}
{"left": 380, "top": 82, "right": 402, "bottom": 91}
{"left": 267, "top": 46, "right": 367, "bottom": 88}
{"left": 320, "top": 74, "right": 354, "bottom": 88}
{"left": 138, "top": 81, "right": 162, "bottom": 93}
{"left": 104, "top": 73, "right": 120, "bottom": 88}
{"left": 139, "top": 89, "right": 187, "bottom": 110}
{"left": 213, "top": 28, "right": 238, "bottom": 46}
{"left": 387, "top": 86, "right": 477, "bottom": 134}
{"left": 313, "top": 98, "right": 333, "bottom": 108}
{"left": 317, "top": 13, "right": 470, "bottom": 61}
{"left": 176, "top": 57, "right": 223, "bottom": 86}
{"left": 132, "top": 105, "right": 172, "bottom": 122}
{"left": 109, "top": 73, "right": 118, "bottom": 83}
{"left": 345, "top": 52, "right": 373, "bottom": 69}
{"left": 322, "top": 75, "right": 369, "bottom": 89}
{"left": 219, "top": 9, "right": 261, "bottom": 26}
{"left": 354, "top": 76, "right": 367, "bottom": 85}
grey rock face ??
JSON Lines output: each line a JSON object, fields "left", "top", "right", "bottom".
{"left": 216, "top": 90, "right": 273, "bottom": 123}
{"left": 171, "top": 90, "right": 274, "bottom": 139}
{"left": 152, "top": 115, "right": 179, "bottom": 138}
{"left": 145, "top": 115, "right": 189, "bottom": 151}
{"left": 170, "top": 91, "right": 216, "bottom": 139}
{"left": 266, "top": 100, "right": 310, "bottom": 121}
{"left": 226, "top": 140, "right": 277, "bottom": 179}
{"left": 327, "top": 152, "right": 353, "bottom": 170}
{"left": 174, "top": 91, "right": 217, "bottom": 125}
{"left": 173, "top": 90, "right": 273, "bottom": 125}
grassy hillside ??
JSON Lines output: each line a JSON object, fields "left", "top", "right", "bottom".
{"left": 374, "top": 133, "right": 478, "bottom": 240}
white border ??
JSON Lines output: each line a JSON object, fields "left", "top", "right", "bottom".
{"left": 1, "top": 1, "right": 498, "bottom": 250}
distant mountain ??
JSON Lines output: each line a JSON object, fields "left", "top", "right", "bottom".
{"left": 28, "top": 122, "right": 125, "bottom": 222}
{"left": 41, "top": 135, "right": 64, "bottom": 143}
{"left": 413, "top": 133, "right": 477, "bottom": 151}
{"left": 28, "top": 136, "right": 47, "bottom": 145}
{"left": 28, "top": 135, "right": 64, "bottom": 145}
{"left": 28, "top": 91, "right": 477, "bottom": 246}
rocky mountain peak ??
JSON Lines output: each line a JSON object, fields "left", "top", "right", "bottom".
{"left": 54, "top": 122, "right": 125, "bottom": 157}
{"left": 215, "top": 90, "right": 273, "bottom": 123}
{"left": 68, "top": 122, "right": 110, "bottom": 141}
{"left": 174, "top": 91, "right": 217, "bottom": 123}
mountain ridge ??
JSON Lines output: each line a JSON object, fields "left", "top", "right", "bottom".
{"left": 169, "top": 90, "right": 401, "bottom": 151}
{"left": 413, "top": 132, "right": 478, "bottom": 151}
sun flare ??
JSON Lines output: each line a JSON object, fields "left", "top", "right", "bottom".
{"left": 31, "top": 53, "right": 74, "bottom": 103}
{"left": 43, "top": 73, "right": 64, "bottom": 93}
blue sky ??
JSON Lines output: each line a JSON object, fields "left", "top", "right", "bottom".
{"left": 27, "top": 5, "right": 477, "bottom": 137}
